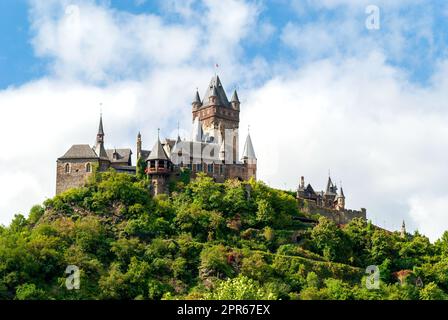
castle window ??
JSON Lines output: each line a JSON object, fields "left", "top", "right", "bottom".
{"left": 207, "top": 163, "right": 214, "bottom": 173}
{"left": 86, "top": 163, "right": 91, "bottom": 173}
{"left": 65, "top": 163, "right": 70, "bottom": 174}
{"left": 196, "top": 163, "right": 203, "bottom": 172}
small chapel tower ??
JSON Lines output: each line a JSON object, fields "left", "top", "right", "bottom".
{"left": 146, "top": 131, "right": 172, "bottom": 195}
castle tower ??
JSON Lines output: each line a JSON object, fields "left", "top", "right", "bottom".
{"left": 192, "top": 75, "right": 240, "bottom": 162}
{"left": 93, "top": 114, "right": 110, "bottom": 170}
{"left": 56, "top": 115, "right": 110, "bottom": 194}
{"left": 146, "top": 131, "right": 172, "bottom": 195}
{"left": 300, "top": 176, "right": 305, "bottom": 189}
{"left": 336, "top": 187, "right": 345, "bottom": 211}
{"left": 241, "top": 131, "right": 257, "bottom": 180}
{"left": 231, "top": 89, "right": 240, "bottom": 111}
{"left": 401, "top": 220, "right": 407, "bottom": 238}
{"left": 192, "top": 90, "right": 202, "bottom": 111}
{"left": 137, "top": 132, "right": 142, "bottom": 160}
{"left": 324, "top": 176, "right": 337, "bottom": 207}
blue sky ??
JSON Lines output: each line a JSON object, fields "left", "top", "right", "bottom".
{"left": 2, "top": 0, "right": 447, "bottom": 88}
{"left": 1, "top": 0, "right": 448, "bottom": 241}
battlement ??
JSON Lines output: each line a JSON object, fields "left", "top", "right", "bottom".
{"left": 298, "top": 194, "right": 366, "bottom": 225}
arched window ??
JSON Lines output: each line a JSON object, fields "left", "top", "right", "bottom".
{"left": 65, "top": 163, "right": 70, "bottom": 174}
{"left": 86, "top": 163, "right": 91, "bottom": 173}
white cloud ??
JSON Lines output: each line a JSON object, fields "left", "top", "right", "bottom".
{"left": 30, "top": 0, "right": 201, "bottom": 82}
{"left": 0, "top": 0, "right": 263, "bottom": 225}
{"left": 242, "top": 52, "right": 448, "bottom": 241}
{"left": 2, "top": 0, "right": 448, "bottom": 244}
{"left": 410, "top": 195, "right": 448, "bottom": 242}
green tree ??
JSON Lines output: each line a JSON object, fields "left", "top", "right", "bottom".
{"left": 15, "top": 283, "right": 47, "bottom": 300}
{"left": 310, "top": 217, "right": 350, "bottom": 263}
{"left": 206, "top": 275, "right": 275, "bottom": 300}
{"left": 419, "top": 282, "right": 447, "bottom": 300}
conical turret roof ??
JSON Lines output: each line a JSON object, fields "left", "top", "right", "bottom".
{"left": 242, "top": 133, "right": 256, "bottom": 160}
{"left": 231, "top": 90, "right": 240, "bottom": 103}
{"left": 98, "top": 114, "right": 104, "bottom": 136}
{"left": 193, "top": 90, "right": 201, "bottom": 104}
{"left": 147, "top": 137, "right": 169, "bottom": 161}
{"left": 202, "top": 75, "right": 230, "bottom": 107}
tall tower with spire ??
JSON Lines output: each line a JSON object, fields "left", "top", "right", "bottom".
{"left": 336, "top": 186, "right": 345, "bottom": 211}
{"left": 401, "top": 220, "right": 407, "bottom": 238}
{"left": 146, "top": 130, "right": 172, "bottom": 195}
{"left": 241, "top": 129, "right": 257, "bottom": 180}
{"left": 136, "top": 132, "right": 142, "bottom": 160}
{"left": 93, "top": 114, "right": 111, "bottom": 170}
{"left": 192, "top": 75, "right": 240, "bottom": 162}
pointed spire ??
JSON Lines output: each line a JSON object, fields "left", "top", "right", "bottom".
{"left": 231, "top": 89, "right": 240, "bottom": 103}
{"left": 193, "top": 90, "right": 201, "bottom": 105}
{"left": 202, "top": 74, "right": 230, "bottom": 107}
{"left": 94, "top": 114, "right": 108, "bottom": 160}
{"left": 326, "top": 176, "right": 332, "bottom": 190}
{"left": 98, "top": 114, "right": 104, "bottom": 136}
{"left": 242, "top": 132, "right": 256, "bottom": 161}
{"left": 148, "top": 131, "right": 169, "bottom": 161}
{"left": 338, "top": 187, "right": 345, "bottom": 198}
{"left": 138, "top": 131, "right": 141, "bottom": 139}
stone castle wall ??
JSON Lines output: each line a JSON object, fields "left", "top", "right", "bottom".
{"left": 56, "top": 159, "right": 98, "bottom": 194}
{"left": 298, "top": 199, "right": 366, "bottom": 225}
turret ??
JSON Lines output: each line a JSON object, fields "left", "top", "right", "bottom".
{"left": 192, "top": 90, "right": 202, "bottom": 110}
{"left": 401, "top": 220, "right": 407, "bottom": 238}
{"left": 336, "top": 186, "right": 345, "bottom": 211}
{"left": 137, "top": 132, "right": 142, "bottom": 160}
{"left": 242, "top": 131, "right": 257, "bottom": 180}
{"left": 209, "top": 85, "right": 219, "bottom": 105}
{"left": 146, "top": 131, "right": 171, "bottom": 195}
{"left": 93, "top": 114, "right": 109, "bottom": 161}
{"left": 231, "top": 89, "right": 240, "bottom": 110}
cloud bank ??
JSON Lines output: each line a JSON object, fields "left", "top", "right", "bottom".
{"left": 1, "top": 0, "right": 448, "bottom": 241}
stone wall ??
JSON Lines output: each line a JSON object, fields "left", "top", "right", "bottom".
{"left": 56, "top": 159, "right": 98, "bottom": 194}
{"left": 299, "top": 199, "right": 366, "bottom": 225}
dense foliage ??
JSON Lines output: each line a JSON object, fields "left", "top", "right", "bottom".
{"left": 0, "top": 170, "right": 447, "bottom": 300}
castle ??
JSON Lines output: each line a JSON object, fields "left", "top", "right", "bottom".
{"left": 56, "top": 73, "right": 366, "bottom": 225}
{"left": 296, "top": 176, "right": 367, "bottom": 224}
{"left": 56, "top": 75, "right": 257, "bottom": 195}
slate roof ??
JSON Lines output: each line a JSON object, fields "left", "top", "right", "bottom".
{"left": 59, "top": 145, "right": 99, "bottom": 160}
{"left": 202, "top": 75, "right": 231, "bottom": 108}
{"left": 231, "top": 90, "right": 240, "bottom": 103}
{"left": 98, "top": 115, "right": 105, "bottom": 136}
{"left": 147, "top": 138, "right": 169, "bottom": 161}
{"left": 242, "top": 133, "right": 256, "bottom": 160}
{"left": 106, "top": 149, "right": 132, "bottom": 164}
{"left": 193, "top": 90, "right": 202, "bottom": 105}
{"left": 141, "top": 150, "right": 151, "bottom": 160}
{"left": 94, "top": 143, "right": 109, "bottom": 160}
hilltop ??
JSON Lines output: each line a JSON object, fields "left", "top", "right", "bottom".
{"left": 1, "top": 170, "right": 448, "bottom": 300}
